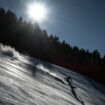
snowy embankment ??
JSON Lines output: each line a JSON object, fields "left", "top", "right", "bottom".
{"left": 0, "top": 44, "right": 105, "bottom": 105}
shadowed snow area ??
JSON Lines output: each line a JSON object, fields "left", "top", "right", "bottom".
{"left": 0, "top": 45, "right": 105, "bottom": 105}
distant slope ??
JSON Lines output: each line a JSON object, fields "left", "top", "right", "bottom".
{"left": 0, "top": 45, "right": 105, "bottom": 105}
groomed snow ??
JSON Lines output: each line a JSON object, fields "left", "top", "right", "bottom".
{"left": 0, "top": 46, "right": 105, "bottom": 105}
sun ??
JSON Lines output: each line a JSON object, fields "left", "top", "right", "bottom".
{"left": 27, "top": 3, "right": 47, "bottom": 22}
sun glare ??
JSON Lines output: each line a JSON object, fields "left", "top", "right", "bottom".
{"left": 27, "top": 3, "right": 47, "bottom": 22}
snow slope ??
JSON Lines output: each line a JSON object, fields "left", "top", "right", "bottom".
{"left": 0, "top": 46, "right": 105, "bottom": 105}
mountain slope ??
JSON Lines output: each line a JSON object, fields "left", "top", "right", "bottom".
{"left": 0, "top": 45, "right": 105, "bottom": 105}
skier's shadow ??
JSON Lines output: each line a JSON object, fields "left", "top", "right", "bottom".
{"left": 66, "top": 76, "right": 85, "bottom": 105}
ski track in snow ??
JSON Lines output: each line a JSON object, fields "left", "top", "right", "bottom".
{"left": 0, "top": 51, "right": 105, "bottom": 105}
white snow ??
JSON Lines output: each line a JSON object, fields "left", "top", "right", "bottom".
{"left": 0, "top": 46, "right": 105, "bottom": 105}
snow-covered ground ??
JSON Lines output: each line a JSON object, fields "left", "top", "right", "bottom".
{"left": 0, "top": 45, "right": 105, "bottom": 105}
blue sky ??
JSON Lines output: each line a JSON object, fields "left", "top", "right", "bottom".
{"left": 0, "top": 0, "right": 105, "bottom": 56}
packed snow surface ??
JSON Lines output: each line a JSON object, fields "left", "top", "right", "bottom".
{"left": 0, "top": 46, "right": 105, "bottom": 105}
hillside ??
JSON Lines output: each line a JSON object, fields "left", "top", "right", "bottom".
{"left": 0, "top": 45, "right": 105, "bottom": 105}
{"left": 0, "top": 8, "right": 105, "bottom": 85}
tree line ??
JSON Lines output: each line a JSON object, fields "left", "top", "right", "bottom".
{"left": 0, "top": 7, "right": 105, "bottom": 85}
